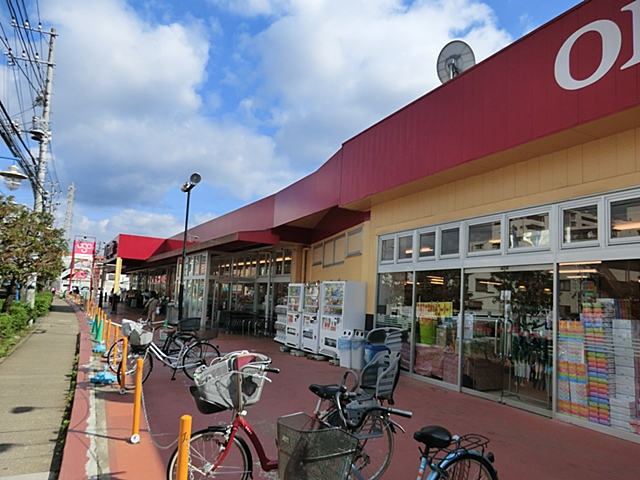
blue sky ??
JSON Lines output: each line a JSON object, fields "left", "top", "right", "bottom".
{"left": 0, "top": 0, "right": 582, "bottom": 246}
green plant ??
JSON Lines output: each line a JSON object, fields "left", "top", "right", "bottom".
{"left": 34, "top": 291, "right": 53, "bottom": 318}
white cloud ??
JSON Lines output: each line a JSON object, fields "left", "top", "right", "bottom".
{"left": 32, "top": 0, "right": 513, "bottom": 244}
{"left": 241, "top": 0, "right": 512, "bottom": 164}
{"left": 43, "top": 0, "right": 296, "bottom": 213}
{"left": 73, "top": 209, "right": 183, "bottom": 244}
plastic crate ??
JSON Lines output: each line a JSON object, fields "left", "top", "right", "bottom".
{"left": 277, "top": 412, "right": 358, "bottom": 480}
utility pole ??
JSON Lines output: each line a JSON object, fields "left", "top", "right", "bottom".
{"left": 32, "top": 28, "right": 56, "bottom": 213}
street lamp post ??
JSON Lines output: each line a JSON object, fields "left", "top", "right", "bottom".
{"left": 178, "top": 173, "right": 201, "bottom": 321}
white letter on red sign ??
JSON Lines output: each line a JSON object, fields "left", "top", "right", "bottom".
{"left": 555, "top": 19, "right": 621, "bottom": 91}
{"left": 622, "top": 0, "right": 640, "bottom": 69}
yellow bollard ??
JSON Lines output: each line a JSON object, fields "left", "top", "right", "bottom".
{"left": 105, "top": 320, "right": 112, "bottom": 350}
{"left": 112, "top": 327, "right": 120, "bottom": 371}
{"left": 101, "top": 314, "right": 108, "bottom": 342}
{"left": 119, "top": 337, "right": 128, "bottom": 393}
{"left": 131, "top": 357, "right": 143, "bottom": 444}
{"left": 176, "top": 415, "right": 192, "bottom": 480}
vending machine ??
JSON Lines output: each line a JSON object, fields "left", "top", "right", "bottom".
{"left": 285, "top": 283, "right": 304, "bottom": 349}
{"left": 318, "top": 281, "right": 366, "bottom": 359}
{"left": 301, "top": 282, "right": 321, "bottom": 354}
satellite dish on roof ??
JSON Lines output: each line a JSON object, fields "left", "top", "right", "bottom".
{"left": 437, "top": 40, "right": 476, "bottom": 83}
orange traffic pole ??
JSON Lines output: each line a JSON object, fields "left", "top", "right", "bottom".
{"left": 105, "top": 320, "right": 112, "bottom": 350}
{"left": 131, "top": 357, "right": 143, "bottom": 444}
{"left": 119, "top": 337, "right": 128, "bottom": 392}
{"left": 112, "top": 326, "right": 120, "bottom": 370}
{"left": 176, "top": 415, "right": 192, "bottom": 480}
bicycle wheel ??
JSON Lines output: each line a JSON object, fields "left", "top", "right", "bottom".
{"left": 105, "top": 338, "right": 125, "bottom": 373}
{"left": 350, "top": 412, "right": 394, "bottom": 480}
{"left": 116, "top": 349, "right": 153, "bottom": 389}
{"left": 166, "top": 428, "right": 252, "bottom": 480}
{"left": 441, "top": 452, "right": 498, "bottom": 480}
{"left": 182, "top": 341, "right": 220, "bottom": 380}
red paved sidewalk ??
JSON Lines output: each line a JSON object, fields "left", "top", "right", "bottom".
{"left": 60, "top": 302, "right": 640, "bottom": 479}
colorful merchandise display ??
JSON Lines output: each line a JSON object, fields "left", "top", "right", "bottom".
{"left": 558, "top": 299, "right": 639, "bottom": 435}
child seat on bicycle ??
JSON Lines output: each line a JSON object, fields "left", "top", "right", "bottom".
{"left": 191, "top": 351, "right": 272, "bottom": 414}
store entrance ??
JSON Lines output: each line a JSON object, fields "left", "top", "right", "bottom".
{"left": 463, "top": 265, "right": 553, "bottom": 411}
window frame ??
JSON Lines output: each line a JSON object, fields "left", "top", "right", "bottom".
{"left": 466, "top": 216, "right": 504, "bottom": 257}
{"left": 560, "top": 200, "right": 600, "bottom": 250}
{"left": 506, "top": 208, "right": 552, "bottom": 253}
{"left": 607, "top": 193, "right": 640, "bottom": 246}
{"left": 417, "top": 228, "right": 436, "bottom": 262}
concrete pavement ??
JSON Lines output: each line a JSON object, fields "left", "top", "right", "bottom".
{"left": 0, "top": 298, "right": 79, "bottom": 480}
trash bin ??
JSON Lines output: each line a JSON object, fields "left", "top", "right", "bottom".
{"left": 364, "top": 343, "right": 389, "bottom": 365}
{"left": 338, "top": 330, "right": 353, "bottom": 368}
{"left": 351, "top": 330, "right": 366, "bottom": 370}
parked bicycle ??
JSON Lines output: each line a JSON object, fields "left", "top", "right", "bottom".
{"left": 105, "top": 318, "right": 198, "bottom": 372}
{"left": 413, "top": 425, "right": 499, "bottom": 480}
{"left": 166, "top": 351, "right": 412, "bottom": 480}
{"left": 309, "top": 349, "right": 404, "bottom": 479}
{"left": 114, "top": 318, "right": 220, "bottom": 387}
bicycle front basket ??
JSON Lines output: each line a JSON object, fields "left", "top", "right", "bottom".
{"left": 194, "top": 351, "right": 271, "bottom": 410}
{"left": 277, "top": 412, "right": 358, "bottom": 480}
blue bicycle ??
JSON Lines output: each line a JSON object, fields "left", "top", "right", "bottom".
{"left": 413, "top": 425, "right": 499, "bottom": 480}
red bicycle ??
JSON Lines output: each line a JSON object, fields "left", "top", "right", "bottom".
{"left": 166, "top": 350, "right": 411, "bottom": 480}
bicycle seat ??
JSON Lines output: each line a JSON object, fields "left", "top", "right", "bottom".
{"left": 308, "top": 383, "right": 345, "bottom": 400}
{"left": 413, "top": 426, "right": 452, "bottom": 449}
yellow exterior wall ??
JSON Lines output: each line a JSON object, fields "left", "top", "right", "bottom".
{"left": 358, "top": 127, "right": 640, "bottom": 314}
{"left": 371, "top": 127, "right": 640, "bottom": 235}
{"left": 306, "top": 127, "right": 640, "bottom": 316}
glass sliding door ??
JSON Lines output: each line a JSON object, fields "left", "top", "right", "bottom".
{"left": 376, "top": 272, "right": 413, "bottom": 371}
{"left": 463, "top": 265, "right": 554, "bottom": 410}
{"left": 413, "top": 269, "right": 461, "bottom": 385}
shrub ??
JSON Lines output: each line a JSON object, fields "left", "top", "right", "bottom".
{"left": 8, "top": 302, "right": 30, "bottom": 331}
{"left": 34, "top": 291, "right": 53, "bottom": 318}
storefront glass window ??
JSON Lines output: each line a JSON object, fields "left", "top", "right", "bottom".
{"left": 398, "top": 235, "right": 413, "bottom": 260}
{"left": 463, "top": 266, "right": 553, "bottom": 410}
{"left": 259, "top": 254, "right": 270, "bottom": 276}
{"left": 221, "top": 261, "right": 230, "bottom": 277}
{"left": 563, "top": 205, "right": 598, "bottom": 244}
{"left": 611, "top": 198, "right": 640, "bottom": 239}
{"left": 419, "top": 232, "right": 435, "bottom": 259}
{"left": 414, "top": 270, "right": 461, "bottom": 385}
{"left": 468, "top": 221, "right": 501, "bottom": 252}
{"left": 284, "top": 249, "right": 292, "bottom": 274}
{"left": 376, "top": 272, "right": 413, "bottom": 370}
{"left": 275, "top": 251, "right": 285, "bottom": 275}
{"left": 441, "top": 228, "right": 460, "bottom": 256}
{"left": 509, "top": 213, "right": 550, "bottom": 248}
{"left": 381, "top": 238, "right": 394, "bottom": 262}
{"left": 557, "top": 260, "right": 640, "bottom": 435}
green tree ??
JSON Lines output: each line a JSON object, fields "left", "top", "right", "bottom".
{"left": 0, "top": 195, "right": 67, "bottom": 312}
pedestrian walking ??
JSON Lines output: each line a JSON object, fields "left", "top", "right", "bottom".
{"left": 145, "top": 291, "right": 159, "bottom": 322}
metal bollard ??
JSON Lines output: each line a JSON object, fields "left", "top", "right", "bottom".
{"left": 131, "top": 357, "right": 143, "bottom": 444}
{"left": 176, "top": 415, "right": 192, "bottom": 480}
{"left": 119, "top": 337, "right": 128, "bottom": 394}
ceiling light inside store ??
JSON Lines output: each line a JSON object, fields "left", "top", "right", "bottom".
{"left": 479, "top": 281, "right": 501, "bottom": 285}
{"left": 405, "top": 249, "right": 413, "bottom": 255}
{"left": 559, "top": 261, "right": 602, "bottom": 266}
{"left": 562, "top": 268, "right": 599, "bottom": 273}
{"left": 419, "top": 247, "right": 433, "bottom": 252}
{"left": 488, "top": 239, "right": 501, "bottom": 244}
{"left": 612, "top": 221, "right": 640, "bottom": 230}
{"left": 567, "top": 275, "right": 587, "bottom": 279}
